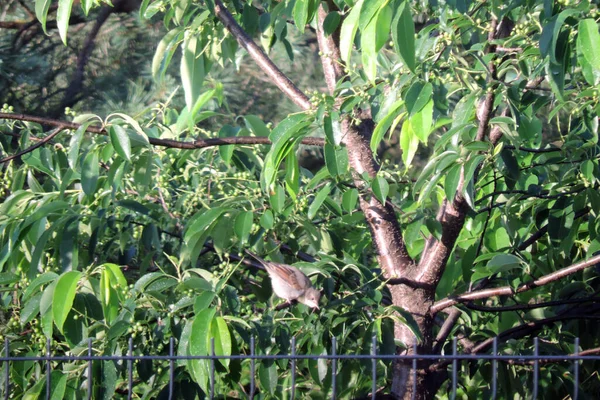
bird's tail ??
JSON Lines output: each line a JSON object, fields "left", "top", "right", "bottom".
{"left": 244, "top": 249, "right": 267, "bottom": 269}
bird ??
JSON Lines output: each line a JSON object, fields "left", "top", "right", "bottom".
{"left": 245, "top": 250, "right": 321, "bottom": 309}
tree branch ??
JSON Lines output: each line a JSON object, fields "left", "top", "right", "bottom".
{"left": 0, "top": 112, "right": 325, "bottom": 149}
{"left": 463, "top": 293, "right": 600, "bottom": 312}
{"left": 0, "top": 127, "right": 63, "bottom": 164}
{"left": 428, "top": 304, "right": 600, "bottom": 372}
{"left": 516, "top": 208, "right": 589, "bottom": 251}
{"left": 213, "top": 0, "right": 311, "bottom": 110}
{"left": 430, "top": 253, "right": 600, "bottom": 314}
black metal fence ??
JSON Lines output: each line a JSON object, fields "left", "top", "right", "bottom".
{"left": 2, "top": 336, "right": 599, "bottom": 399}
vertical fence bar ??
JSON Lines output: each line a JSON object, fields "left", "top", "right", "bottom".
{"left": 169, "top": 337, "right": 174, "bottom": 400}
{"left": 331, "top": 337, "right": 337, "bottom": 400}
{"left": 87, "top": 338, "right": 92, "bottom": 400}
{"left": 210, "top": 338, "right": 215, "bottom": 400}
{"left": 411, "top": 343, "right": 417, "bottom": 400}
{"left": 371, "top": 335, "right": 377, "bottom": 400}
{"left": 249, "top": 336, "right": 255, "bottom": 400}
{"left": 451, "top": 338, "right": 457, "bottom": 400}
{"left": 4, "top": 338, "right": 8, "bottom": 400}
{"left": 532, "top": 337, "right": 539, "bottom": 400}
{"left": 45, "top": 338, "right": 51, "bottom": 400}
{"left": 127, "top": 338, "right": 133, "bottom": 400}
{"left": 573, "top": 337, "right": 579, "bottom": 400}
{"left": 491, "top": 337, "right": 498, "bottom": 400}
{"left": 290, "top": 337, "right": 296, "bottom": 400}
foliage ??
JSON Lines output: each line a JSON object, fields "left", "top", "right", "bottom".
{"left": 1, "top": 0, "right": 600, "bottom": 398}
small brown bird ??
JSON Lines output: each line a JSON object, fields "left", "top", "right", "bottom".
{"left": 245, "top": 250, "right": 321, "bottom": 309}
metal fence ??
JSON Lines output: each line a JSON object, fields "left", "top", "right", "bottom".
{"left": 2, "top": 336, "right": 599, "bottom": 400}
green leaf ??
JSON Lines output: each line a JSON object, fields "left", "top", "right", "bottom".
{"left": 405, "top": 81, "right": 433, "bottom": 116}
{"left": 52, "top": 271, "right": 81, "bottom": 333}
{"left": 109, "top": 125, "right": 132, "bottom": 161}
{"left": 21, "top": 292, "right": 42, "bottom": 325}
{"left": 578, "top": 19, "right": 600, "bottom": 71}
{"left": 57, "top": 0, "right": 74, "bottom": 45}
{"left": 285, "top": 151, "right": 300, "bottom": 199}
{"left": 472, "top": 254, "right": 523, "bottom": 281}
{"left": 361, "top": 15, "right": 378, "bottom": 82}
{"left": 68, "top": 123, "right": 87, "bottom": 169}
{"left": 35, "top": 0, "right": 52, "bottom": 35}
{"left": 262, "top": 113, "right": 310, "bottom": 191}
{"left": 107, "top": 113, "right": 150, "bottom": 147}
{"left": 194, "top": 291, "right": 216, "bottom": 312}
{"left": 358, "top": 0, "right": 385, "bottom": 30}
{"left": 400, "top": 119, "right": 419, "bottom": 168}
{"left": 372, "top": 176, "right": 389, "bottom": 204}
{"left": 244, "top": 115, "right": 270, "bottom": 137}
{"left": 409, "top": 99, "right": 433, "bottom": 143}
{"left": 181, "top": 33, "right": 206, "bottom": 110}
{"left": 444, "top": 164, "right": 461, "bottom": 201}
{"left": 258, "top": 361, "right": 278, "bottom": 395}
{"left": 23, "top": 272, "right": 58, "bottom": 301}
{"left": 184, "top": 207, "right": 228, "bottom": 264}
{"left": 211, "top": 316, "right": 232, "bottom": 368}
{"left": 463, "top": 154, "right": 485, "bottom": 187}
{"left": 260, "top": 210, "right": 274, "bottom": 229}
{"left": 323, "top": 11, "right": 341, "bottom": 36}
{"left": 117, "top": 200, "right": 151, "bottom": 215}
{"left": 270, "top": 184, "right": 286, "bottom": 214}
{"left": 308, "top": 183, "right": 332, "bottom": 220}
{"left": 340, "top": 0, "right": 364, "bottom": 63}
{"left": 375, "top": 6, "right": 392, "bottom": 51}
{"left": 0, "top": 272, "right": 18, "bottom": 286}
{"left": 152, "top": 28, "right": 184, "bottom": 79}
{"left": 293, "top": 0, "right": 310, "bottom": 34}
{"left": 452, "top": 94, "right": 476, "bottom": 128}
{"left": 59, "top": 218, "right": 78, "bottom": 272}
{"left": 234, "top": 211, "right": 254, "bottom": 244}
{"left": 218, "top": 125, "right": 239, "bottom": 165}
{"left": 324, "top": 144, "right": 348, "bottom": 177}
{"left": 324, "top": 112, "right": 342, "bottom": 145}
{"left": 342, "top": 188, "right": 359, "bottom": 213}
{"left": 391, "top": 1, "right": 416, "bottom": 73}
{"left": 40, "top": 280, "right": 56, "bottom": 338}
{"left": 371, "top": 100, "right": 404, "bottom": 153}
{"left": 189, "top": 308, "right": 216, "bottom": 393}
{"left": 81, "top": 150, "right": 99, "bottom": 197}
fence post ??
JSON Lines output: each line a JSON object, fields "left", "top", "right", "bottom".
{"left": 533, "top": 337, "right": 539, "bottom": 400}
{"left": 45, "top": 338, "right": 51, "bottom": 400}
{"left": 128, "top": 338, "right": 133, "bottom": 400}
{"left": 331, "top": 337, "right": 337, "bottom": 400}
{"left": 4, "top": 338, "right": 8, "bottom": 400}
{"left": 87, "top": 338, "right": 92, "bottom": 400}
{"left": 291, "top": 336, "right": 296, "bottom": 400}
{"left": 249, "top": 336, "right": 255, "bottom": 400}
{"left": 491, "top": 337, "right": 498, "bottom": 400}
{"left": 169, "top": 337, "right": 174, "bottom": 400}
{"left": 573, "top": 337, "right": 579, "bottom": 400}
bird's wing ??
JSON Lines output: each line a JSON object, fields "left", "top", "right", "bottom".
{"left": 266, "top": 262, "right": 306, "bottom": 291}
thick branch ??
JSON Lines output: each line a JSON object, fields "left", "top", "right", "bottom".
{"left": 316, "top": 1, "right": 345, "bottom": 94}
{"left": 431, "top": 253, "right": 600, "bottom": 314}
{"left": 0, "top": 112, "right": 325, "bottom": 149}
{"left": 213, "top": 0, "right": 311, "bottom": 110}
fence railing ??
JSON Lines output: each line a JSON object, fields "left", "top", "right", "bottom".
{"left": 2, "top": 336, "right": 599, "bottom": 400}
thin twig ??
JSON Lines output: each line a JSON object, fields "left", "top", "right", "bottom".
{"left": 0, "top": 127, "right": 63, "bottom": 163}
{"left": 0, "top": 112, "right": 325, "bottom": 148}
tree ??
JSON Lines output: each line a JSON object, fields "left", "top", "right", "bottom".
{"left": 1, "top": 0, "right": 600, "bottom": 398}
